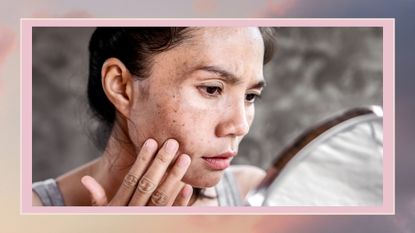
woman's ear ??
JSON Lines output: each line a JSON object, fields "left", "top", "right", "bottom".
{"left": 101, "top": 58, "right": 134, "bottom": 118}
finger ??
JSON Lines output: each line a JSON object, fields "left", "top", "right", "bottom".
{"left": 110, "top": 138, "right": 158, "bottom": 206}
{"left": 168, "top": 182, "right": 186, "bottom": 206}
{"left": 81, "top": 176, "right": 108, "bottom": 206}
{"left": 148, "top": 154, "right": 191, "bottom": 206}
{"left": 173, "top": 184, "right": 193, "bottom": 206}
{"left": 129, "top": 139, "right": 179, "bottom": 206}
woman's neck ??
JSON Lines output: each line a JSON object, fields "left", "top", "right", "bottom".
{"left": 56, "top": 122, "right": 137, "bottom": 205}
{"left": 91, "top": 123, "right": 138, "bottom": 201}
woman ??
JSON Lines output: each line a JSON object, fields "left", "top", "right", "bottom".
{"left": 32, "top": 27, "right": 275, "bottom": 206}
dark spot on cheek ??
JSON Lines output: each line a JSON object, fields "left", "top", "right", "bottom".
{"left": 172, "top": 120, "right": 176, "bottom": 123}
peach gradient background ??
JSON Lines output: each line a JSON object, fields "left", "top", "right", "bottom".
{"left": 1, "top": 0, "right": 413, "bottom": 232}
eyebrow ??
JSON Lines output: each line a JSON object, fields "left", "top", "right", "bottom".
{"left": 194, "top": 65, "right": 266, "bottom": 89}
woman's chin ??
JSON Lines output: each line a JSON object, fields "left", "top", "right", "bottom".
{"left": 183, "top": 171, "right": 224, "bottom": 188}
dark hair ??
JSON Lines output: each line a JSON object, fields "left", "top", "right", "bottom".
{"left": 88, "top": 27, "right": 276, "bottom": 148}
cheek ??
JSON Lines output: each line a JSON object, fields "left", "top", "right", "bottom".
{"left": 133, "top": 87, "right": 215, "bottom": 158}
{"left": 161, "top": 96, "right": 216, "bottom": 156}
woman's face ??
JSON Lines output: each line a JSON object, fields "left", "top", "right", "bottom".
{"left": 128, "top": 27, "right": 265, "bottom": 188}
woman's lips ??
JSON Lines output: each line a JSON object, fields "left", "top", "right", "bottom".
{"left": 202, "top": 152, "right": 236, "bottom": 170}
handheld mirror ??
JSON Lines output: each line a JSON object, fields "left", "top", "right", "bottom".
{"left": 247, "top": 106, "right": 383, "bottom": 206}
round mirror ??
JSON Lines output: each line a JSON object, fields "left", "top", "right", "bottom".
{"left": 247, "top": 106, "right": 383, "bottom": 206}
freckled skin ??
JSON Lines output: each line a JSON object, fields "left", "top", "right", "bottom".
{"left": 127, "top": 28, "right": 265, "bottom": 188}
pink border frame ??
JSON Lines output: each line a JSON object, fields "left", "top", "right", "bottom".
{"left": 21, "top": 18, "right": 395, "bottom": 215}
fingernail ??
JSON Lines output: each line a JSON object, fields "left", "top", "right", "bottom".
{"left": 177, "top": 154, "right": 190, "bottom": 167}
{"left": 144, "top": 138, "right": 157, "bottom": 150}
{"left": 183, "top": 185, "right": 193, "bottom": 198}
{"left": 165, "top": 139, "right": 178, "bottom": 153}
{"left": 81, "top": 176, "right": 88, "bottom": 186}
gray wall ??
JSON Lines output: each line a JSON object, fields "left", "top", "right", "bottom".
{"left": 32, "top": 27, "right": 382, "bottom": 181}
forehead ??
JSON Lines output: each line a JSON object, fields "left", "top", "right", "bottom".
{"left": 184, "top": 27, "right": 264, "bottom": 53}
{"left": 189, "top": 27, "right": 263, "bottom": 42}
{"left": 157, "top": 27, "right": 265, "bottom": 81}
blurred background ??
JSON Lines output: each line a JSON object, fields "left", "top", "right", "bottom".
{"left": 32, "top": 27, "right": 382, "bottom": 181}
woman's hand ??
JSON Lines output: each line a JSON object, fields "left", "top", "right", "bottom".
{"left": 81, "top": 138, "right": 193, "bottom": 206}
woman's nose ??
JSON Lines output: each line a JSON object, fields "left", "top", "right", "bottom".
{"left": 215, "top": 101, "right": 250, "bottom": 138}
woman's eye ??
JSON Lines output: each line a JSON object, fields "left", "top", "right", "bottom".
{"left": 201, "top": 86, "right": 222, "bottom": 96}
{"left": 245, "top": 93, "right": 260, "bottom": 103}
